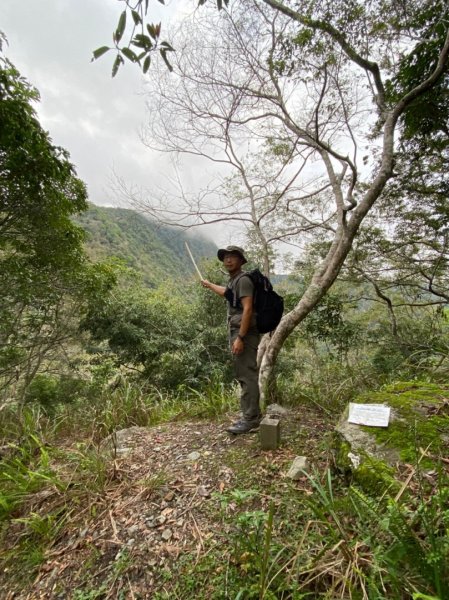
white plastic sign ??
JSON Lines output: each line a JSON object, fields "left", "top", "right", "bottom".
{"left": 348, "top": 403, "right": 390, "bottom": 427}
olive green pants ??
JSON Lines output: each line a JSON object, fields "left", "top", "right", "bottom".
{"left": 230, "top": 328, "right": 261, "bottom": 422}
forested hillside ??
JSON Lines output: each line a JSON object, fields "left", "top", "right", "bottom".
{"left": 77, "top": 204, "right": 217, "bottom": 287}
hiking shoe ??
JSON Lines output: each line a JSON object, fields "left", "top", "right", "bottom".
{"left": 226, "top": 419, "right": 261, "bottom": 435}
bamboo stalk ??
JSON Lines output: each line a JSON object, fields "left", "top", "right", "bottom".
{"left": 185, "top": 241, "right": 204, "bottom": 280}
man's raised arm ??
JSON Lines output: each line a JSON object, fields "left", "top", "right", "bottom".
{"left": 201, "top": 280, "right": 226, "bottom": 297}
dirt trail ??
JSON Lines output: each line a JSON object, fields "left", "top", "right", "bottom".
{"left": 2, "top": 407, "right": 332, "bottom": 599}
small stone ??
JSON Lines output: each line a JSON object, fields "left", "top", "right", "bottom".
{"left": 187, "top": 451, "right": 201, "bottom": 461}
{"left": 128, "top": 524, "right": 139, "bottom": 534}
{"left": 115, "top": 446, "right": 132, "bottom": 455}
{"left": 161, "top": 528, "right": 172, "bottom": 541}
{"left": 286, "top": 456, "right": 309, "bottom": 480}
{"left": 127, "top": 538, "right": 135, "bottom": 546}
{"left": 218, "top": 466, "right": 233, "bottom": 481}
{"left": 266, "top": 403, "right": 289, "bottom": 417}
{"left": 198, "top": 485, "right": 210, "bottom": 497}
{"left": 157, "top": 515, "right": 166, "bottom": 525}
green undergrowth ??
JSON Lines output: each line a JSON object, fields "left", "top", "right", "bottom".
{"left": 0, "top": 380, "right": 237, "bottom": 519}
{"left": 0, "top": 377, "right": 238, "bottom": 443}
{"left": 151, "top": 459, "right": 449, "bottom": 600}
{"left": 158, "top": 429, "right": 449, "bottom": 599}
{"left": 0, "top": 380, "right": 238, "bottom": 585}
{"left": 1, "top": 380, "right": 449, "bottom": 598}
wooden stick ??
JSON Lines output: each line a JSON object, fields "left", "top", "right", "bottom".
{"left": 185, "top": 241, "right": 204, "bottom": 280}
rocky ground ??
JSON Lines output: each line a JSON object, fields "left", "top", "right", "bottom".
{"left": 1, "top": 406, "right": 332, "bottom": 599}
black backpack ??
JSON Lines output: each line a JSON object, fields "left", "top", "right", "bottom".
{"left": 225, "top": 269, "right": 284, "bottom": 334}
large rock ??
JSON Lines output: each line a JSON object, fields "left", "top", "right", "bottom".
{"left": 336, "top": 406, "right": 400, "bottom": 465}
{"left": 101, "top": 426, "right": 150, "bottom": 457}
{"left": 334, "top": 381, "right": 449, "bottom": 494}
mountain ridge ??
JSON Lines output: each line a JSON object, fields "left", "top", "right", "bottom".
{"left": 76, "top": 204, "right": 217, "bottom": 287}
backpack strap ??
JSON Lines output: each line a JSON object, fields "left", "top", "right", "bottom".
{"left": 225, "top": 272, "right": 251, "bottom": 308}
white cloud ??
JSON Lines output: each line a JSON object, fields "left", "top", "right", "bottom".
{"left": 1, "top": 1, "right": 161, "bottom": 200}
{"left": 0, "top": 0, "right": 239, "bottom": 245}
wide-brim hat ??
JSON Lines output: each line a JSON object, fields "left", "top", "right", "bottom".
{"left": 217, "top": 245, "right": 247, "bottom": 264}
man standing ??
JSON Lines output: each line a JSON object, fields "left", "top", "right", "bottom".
{"left": 201, "top": 246, "right": 262, "bottom": 434}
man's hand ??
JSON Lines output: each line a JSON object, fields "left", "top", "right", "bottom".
{"left": 201, "top": 280, "right": 226, "bottom": 296}
{"left": 232, "top": 337, "right": 244, "bottom": 355}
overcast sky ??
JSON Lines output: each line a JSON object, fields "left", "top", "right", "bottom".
{"left": 1, "top": 0, "right": 231, "bottom": 243}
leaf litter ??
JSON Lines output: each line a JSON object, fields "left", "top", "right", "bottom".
{"left": 1, "top": 406, "right": 332, "bottom": 599}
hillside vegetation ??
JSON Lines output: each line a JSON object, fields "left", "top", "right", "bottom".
{"left": 77, "top": 204, "right": 217, "bottom": 287}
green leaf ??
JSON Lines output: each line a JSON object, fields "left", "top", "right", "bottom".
{"left": 131, "top": 33, "right": 153, "bottom": 50}
{"left": 160, "top": 49, "right": 173, "bottom": 72}
{"left": 160, "top": 41, "right": 175, "bottom": 52}
{"left": 112, "top": 54, "right": 124, "bottom": 77}
{"left": 131, "top": 10, "right": 142, "bottom": 26}
{"left": 121, "top": 47, "right": 138, "bottom": 63}
{"left": 114, "top": 11, "right": 127, "bottom": 44}
{"left": 91, "top": 46, "right": 110, "bottom": 62}
{"left": 143, "top": 55, "right": 151, "bottom": 74}
{"left": 147, "top": 23, "right": 158, "bottom": 40}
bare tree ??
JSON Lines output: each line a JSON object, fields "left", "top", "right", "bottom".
{"left": 119, "top": 5, "right": 340, "bottom": 276}
{"left": 117, "top": 0, "right": 449, "bottom": 400}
